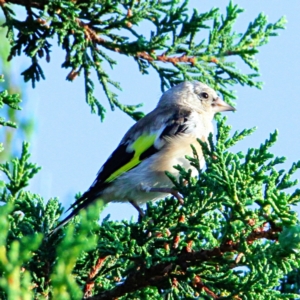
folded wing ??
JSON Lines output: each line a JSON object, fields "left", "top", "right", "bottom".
{"left": 51, "top": 108, "right": 193, "bottom": 233}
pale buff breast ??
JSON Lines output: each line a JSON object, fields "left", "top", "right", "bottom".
{"left": 151, "top": 134, "right": 206, "bottom": 177}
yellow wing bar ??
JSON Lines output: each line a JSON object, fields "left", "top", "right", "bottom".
{"left": 105, "top": 134, "right": 157, "bottom": 183}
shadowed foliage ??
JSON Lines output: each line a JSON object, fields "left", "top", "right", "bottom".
{"left": 0, "top": 1, "right": 300, "bottom": 299}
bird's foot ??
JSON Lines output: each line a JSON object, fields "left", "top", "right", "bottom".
{"left": 129, "top": 200, "right": 145, "bottom": 220}
{"left": 145, "top": 187, "right": 184, "bottom": 205}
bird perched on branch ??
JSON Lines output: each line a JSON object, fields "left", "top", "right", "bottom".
{"left": 52, "top": 81, "right": 235, "bottom": 233}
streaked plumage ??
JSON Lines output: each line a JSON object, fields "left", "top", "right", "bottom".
{"left": 52, "top": 81, "right": 235, "bottom": 233}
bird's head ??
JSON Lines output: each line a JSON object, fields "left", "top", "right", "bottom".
{"left": 157, "top": 81, "right": 235, "bottom": 116}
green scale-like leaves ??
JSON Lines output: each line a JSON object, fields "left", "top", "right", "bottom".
{"left": 0, "top": 75, "right": 21, "bottom": 128}
{"left": 0, "top": 1, "right": 299, "bottom": 299}
{"left": 1, "top": 116, "right": 300, "bottom": 299}
{"left": 1, "top": 1, "right": 285, "bottom": 120}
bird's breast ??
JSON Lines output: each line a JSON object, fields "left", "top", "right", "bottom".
{"left": 151, "top": 133, "right": 206, "bottom": 176}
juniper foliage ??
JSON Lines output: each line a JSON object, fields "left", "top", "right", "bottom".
{"left": 1, "top": 0, "right": 286, "bottom": 120}
{"left": 0, "top": 0, "right": 299, "bottom": 299}
{"left": 0, "top": 25, "right": 34, "bottom": 161}
{"left": 0, "top": 75, "right": 21, "bottom": 128}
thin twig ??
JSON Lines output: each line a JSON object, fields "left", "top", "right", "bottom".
{"left": 5, "top": 0, "right": 197, "bottom": 67}
{"left": 83, "top": 256, "right": 108, "bottom": 298}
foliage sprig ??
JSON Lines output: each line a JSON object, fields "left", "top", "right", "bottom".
{"left": 0, "top": 1, "right": 299, "bottom": 299}
{"left": 1, "top": 0, "right": 286, "bottom": 120}
{"left": 1, "top": 117, "right": 299, "bottom": 299}
{"left": 0, "top": 74, "right": 21, "bottom": 128}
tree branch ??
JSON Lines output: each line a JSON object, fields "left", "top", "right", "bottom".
{"left": 84, "top": 256, "right": 108, "bottom": 299}
{"left": 86, "top": 227, "right": 280, "bottom": 300}
{"left": 5, "top": 0, "right": 197, "bottom": 69}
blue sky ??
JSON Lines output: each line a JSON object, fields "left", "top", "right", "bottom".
{"left": 2, "top": 1, "right": 300, "bottom": 221}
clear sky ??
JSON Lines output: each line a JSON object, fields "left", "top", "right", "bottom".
{"left": 3, "top": 1, "right": 300, "bottom": 221}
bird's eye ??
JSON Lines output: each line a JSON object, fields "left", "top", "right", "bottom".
{"left": 201, "top": 92, "right": 209, "bottom": 99}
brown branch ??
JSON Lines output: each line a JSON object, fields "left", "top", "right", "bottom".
{"left": 84, "top": 256, "right": 108, "bottom": 298}
{"left": 74, "top": 19, "right": 197, "bottom": 66}
{"left": 76, "top": 19, "right": 107, "bottom": 44}
{"left": 77, "top": 20, "right": 196, "bottom": 66}
{"left": 87, "top": 228, "right": 280, "bottom": 300}
{"left": 193, "top": 275, "right": 219, "bottom": 299}
{"left": 5, "top": 0, "right": 196, "bottom": 68}
{"left": 136, "top": 52, "right": 196, "bottom": 66}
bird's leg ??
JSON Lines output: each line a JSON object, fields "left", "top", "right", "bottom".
{"left": 145, "top": 187, "right": 184, "bottom": 205}
{"left": 129, "top": 200, "right": 145, "bottom": 219}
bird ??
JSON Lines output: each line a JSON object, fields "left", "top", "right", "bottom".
{"left": 52, "top": 81, "right": 235, "bottom": 234}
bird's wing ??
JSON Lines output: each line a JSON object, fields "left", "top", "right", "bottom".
{"left": 68, "top": 107, "right": 193, "bottom": 210}
{"left": 49, "top": 107, "right": 194, "bottom": 234}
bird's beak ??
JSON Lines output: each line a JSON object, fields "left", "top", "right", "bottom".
{"left": 213, "top": 97, "right": 236, "bottom": 112}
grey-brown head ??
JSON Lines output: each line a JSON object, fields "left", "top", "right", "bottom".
{"left": 157, "top": 81, "right": 235, "bottom": 116}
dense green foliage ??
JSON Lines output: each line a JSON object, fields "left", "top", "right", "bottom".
{"left": 1, "top": 0, "right": 285, "bottom": 120}
{"left": 0, "top": 25, "right": 34, "bottom": 161}
{"left": 0, "top": 75, "right": 21, "bottom": 128}
{"left": 0, "top": 0, "right": 299, "bottom": 299}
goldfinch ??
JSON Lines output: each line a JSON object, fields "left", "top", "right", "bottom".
{"left": 53, "top": 81, "right": 235, "bottom": 232}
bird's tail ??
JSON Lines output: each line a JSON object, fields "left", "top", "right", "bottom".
{"left": 48, "top": 193, "right": 98, "bottom": 236}
{"left": 48, "top": 206, "right": 81, "bottom": 236}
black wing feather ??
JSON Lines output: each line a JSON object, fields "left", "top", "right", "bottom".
{"left": 71, "top": 109, "right": 192, "bottom": 209}
{"left": 68, "top": 143, "right": 134, "bottom": 211}
{"left": 139, "top": 111, "right": 191, "bottom": 160}
{"left": 51, "top": 108, "right": 193, "bottom": 234}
